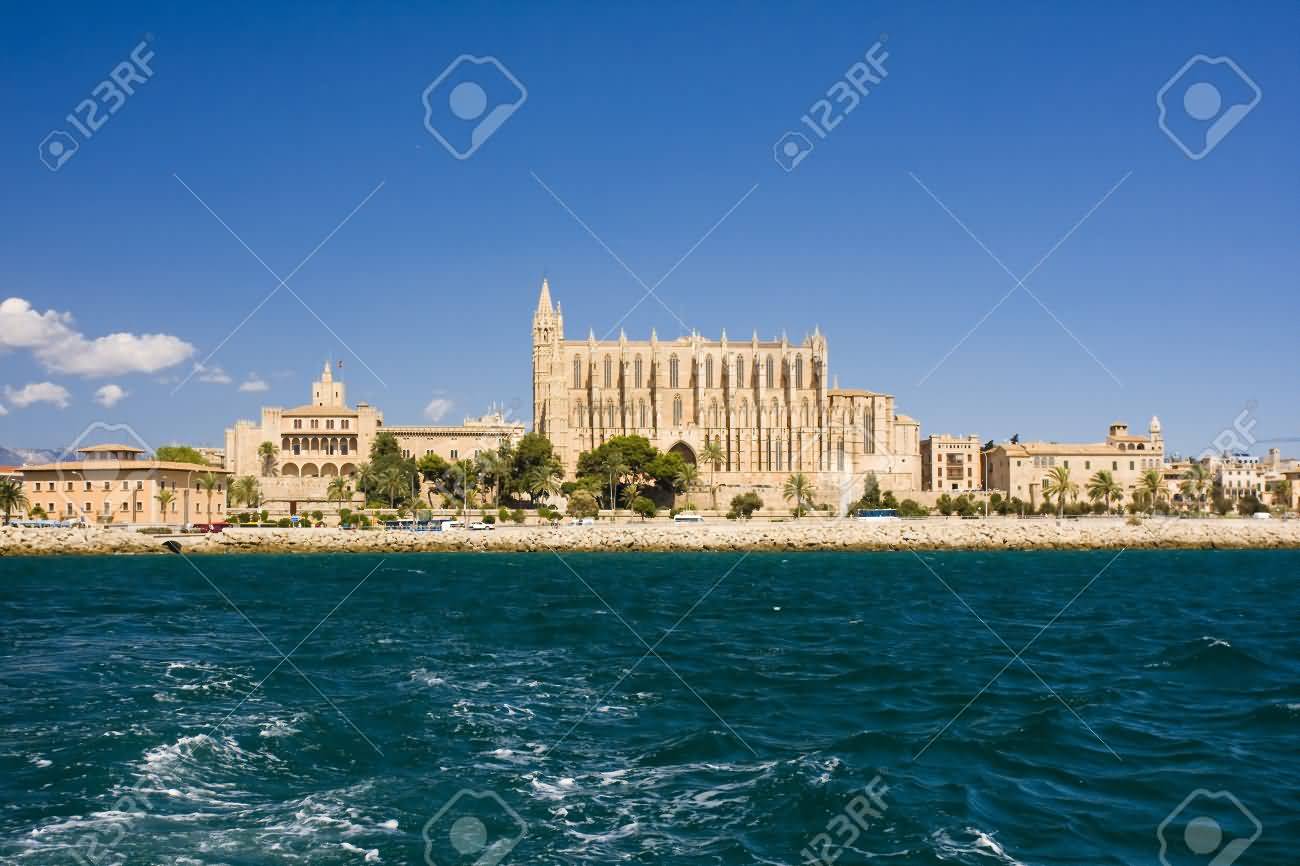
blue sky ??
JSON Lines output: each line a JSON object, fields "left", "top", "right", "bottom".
{"left": 2, "top": 1, "right": 1297, "bottom": 457}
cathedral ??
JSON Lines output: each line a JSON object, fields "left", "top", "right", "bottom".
{"left": 530, "top": 279, "right": 922, "bottom": 504}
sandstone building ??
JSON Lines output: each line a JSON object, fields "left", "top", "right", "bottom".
{"left": 530, "top": 279, "right": 921, "bottom": 504}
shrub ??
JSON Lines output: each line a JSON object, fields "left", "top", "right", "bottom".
{"left": 727, "top": 491, "right": 763, "bottom": 520}
{"left": 276, "top": 517, "right": 292, "bottom": 527}
{"left": 566, "top": 490, "right": 599, "bottom": 519}
{"left": 510, "top": 508, "right": 525, "bottom": 524}
{"left": 669, "top": 506, "right": 683, "bottom": 518}
{"left": 310, "top": 510, "right": 323, "bottom": 522}
{"left": 936, "top": 494, "right": 954, "bottom": 516}
{"left": 484, "top": 515, "right": 496, "bottom": 524}
{"left": 897, "top": 498, "right": 929, "bottom": 517}
{"left": 631, "top": 496, "right": 657, "bottom": 520}
{"left": 259, "top": 510, "right": 269, "bottom": 523}
{"left": 880, "top": 490, "right": 899, "bottom": 509}
{"left": 338, "top": 508, "right": 352, "bottom": 525}
{"left": 499, "top": 506, "right": 511, "bottom": 522}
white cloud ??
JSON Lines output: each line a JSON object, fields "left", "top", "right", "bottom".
{"left": 94, "top": 383, "right": 128, "bottom": 407}
{"left": 0, "top": 297, "right": 195, "bottom": 377}
{"left": 194, "top": 363, "right": 232, "bottom": 385}
{"left": 4, "top": 381, "right": 71, "bottom": 409}
{"left": 423, "top": 396, "right": 453, "bottom": 422}
{"left": 239, "top": 375, "right": 269, "bottom": 393}
{"left": 0, "top": 402, "right": 7, "bottom": 415}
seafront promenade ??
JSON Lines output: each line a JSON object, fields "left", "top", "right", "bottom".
{"left": 2, "top": 516, "right": 1298, "bottom": 556}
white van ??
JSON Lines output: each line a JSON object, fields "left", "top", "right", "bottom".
{"left": 673, "top": 512, "right": 704, "bottom": 523}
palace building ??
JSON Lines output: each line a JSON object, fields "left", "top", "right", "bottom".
{"left": 530, "top": 279, "right": 922, "bottom": 504}
{"left": 225, "top": 362, "right": 523, "bottom": 512}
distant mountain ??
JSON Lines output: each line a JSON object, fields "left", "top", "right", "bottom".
{"left": 0, "top": 447, "right": 66, "bottom": 466}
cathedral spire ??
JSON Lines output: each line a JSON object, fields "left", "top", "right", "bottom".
{"left": 536, "top": 277, "right": 553, "bottom": 314}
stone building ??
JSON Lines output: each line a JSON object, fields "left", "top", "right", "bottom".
{"left": 530, "top": 279, "right": 921, "bottom": 505}
{"left": 225, "top": 363, "right": 523, "bottom": 513}
{"left": 984, "top": 419, "right": 1164, "bottom": 507}
{"left": 19, "top": 444, "right": 231, "bottom": 525}
{"left": 921, "top": 434, "right": 984, "bottom": 492}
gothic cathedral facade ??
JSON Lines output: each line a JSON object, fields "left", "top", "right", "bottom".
{"left": 531, "top": 279, "right": 922, "bottom": 504}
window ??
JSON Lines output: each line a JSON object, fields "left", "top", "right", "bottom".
{"left": 293, "top": 419, "right": 302, "bottom": 429}
{"left": 575, "top": 403, "right": 584, "bottom": 427}
{"left": 638, "top": 400, "right": 647, "bottom": 428}
{"left": 669, "top": 356, "right": 680, "bottom": 388}
{"left": 673, "top": 395, "right": 683, "bottom": 426}
{"left": 341, "top": 420, "right": 349, "bottom": 430}
{"left": 765, "top": 356, "right": 774, "bottom": 387}
{"left": 310, "top": 420, "right": 319, "bottom": 429}
{"left": 573, "top": 357, "right": 582, "bottom": 388}
{"left": 837, "top": 439, "right": 845, "bottom": 471}
{"left": 735, "top": 356, "right": 744, "bottom": 388}
{"left": 705, "top": 356, "right": 713, "bottom": 389}
{"left": 1130, "top": 461, "right": 1135, "bottom": 470}
{"left": 450, "top": 449, "right": 458, "bottom": 460}
{"left": 1085, "top": 461, "right": 1091, "bottom": 470}
{"left": 795, "top": 356, "right": 803, "bottom": 389}
{"left": 84, "top": 482, "right": 92, "bottom": 492}
{"left": 740, "top": 402, "right": 749, "bottom": 427}
{"left": 634, "top": 356, "right": 643, "bottom": 388}
{"left": 606, "top": 403, "right": 615, "bottom": 427}
{"left": 103, "top": 481, "right": 110, "bottom": 491}
{"left": 1112, "top": 461, "right": 1118, "bottom": 470}
{"left": 603, "top": 356, "right": 612, "bottom": 388}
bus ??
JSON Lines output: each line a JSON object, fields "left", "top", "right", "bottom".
{"left": 853, "top": 508, "right": 899, "bottom": 520}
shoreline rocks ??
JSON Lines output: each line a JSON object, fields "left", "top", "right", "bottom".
{"left": 3, "top": 517, "right": 1299, "bottom": 556}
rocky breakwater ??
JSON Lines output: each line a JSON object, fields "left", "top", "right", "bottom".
{"left": 3, "top": 517, "right": 1300, "bottom": 556}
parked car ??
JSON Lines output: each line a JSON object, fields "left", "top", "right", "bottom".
{"left": 468, "top": 521, "right": 494, "bottom": 530}
{"left": 1252, "top": 511, "right": 1271, "bottom": 520}
{"left": 673, "top": 512, "right": 704, "bottom": 523}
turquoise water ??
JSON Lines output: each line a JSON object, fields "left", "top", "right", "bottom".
{"left": 2, "top": 551, "right": 1297, "bottom": 864}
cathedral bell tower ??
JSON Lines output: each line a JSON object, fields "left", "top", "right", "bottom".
{"left": 531, "top": 279, "right": 566, "bottom": 457}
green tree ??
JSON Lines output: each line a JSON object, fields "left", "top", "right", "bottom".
{"left": 155, "top": 488, "right": 175, "bottom": 524}
{"left": 861, "top": 472, "right": 882, "bottom": 507}
{"left": 1138, "top": 469, "right": 1166, "bottom": 515}
{"left": 674, "top": 463, "right": 699, "bottom": 510}
{"left": 512, "top": 432, "right": 558, "bottom": 481}
{"left": 523, "top": 462, "right": 562, "bottom": 505}
{"left": 1042, "top": 466, "right": 1078, "bottom": 517}
{"left": 782, "top": 473, "right": 814, "bottom": 518}
{"left": 599, "top": 453, "right": 629, "bottom": 516}
{"left": 698, "top": 440, "right": 725, "bottom": 510}
{"left": 566, "top": 489, "right": 599, "bottom": 519}
{"left": 631, "top": 496, "right": 657, "bottom": 520}
{"left": 197, "top": 472, "right": 221, "bottom": 524}
{"left": 1086, "top": 469, "right": 1122, "bottom": 514}
{"left": 155, "top": 445, "right": 209, "bottom": 465}
{"left": 257, "top": 441, "right": 278, "bottom": 476}
{"left": 0, "top": 478, "right": 30, "bottom": 523}
{"left": 1181, "top": 463, "right": 1212, "bottom": 515}
{"left": 727, "top": 491, "right": 763, "bottom": 520}
{"left": 620, "top": 479, "right": 642, "bottom": 511}
{"left": 326, "top": 476, "right": 351, "bottom": 516}
{"left": 476, "top": 450, "right": 511, "bottom": 507}
{"left": 417, "top": 452, "right": 450, "bottom": 482}
{"left": 230, "top": 475, "right": 261, "bottom": 511}
{"left": 936, "top": 493, "right": 954, "bottom": 516}
{"left": 378, "top": 466, "right": 406, "bottom": 508}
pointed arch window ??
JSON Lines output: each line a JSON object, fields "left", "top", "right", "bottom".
{"left": 708, "top": 401, "right": 718, "bottom": 427}
{"left": 634, "top": 356, "right": 643, "bottom": 388}
{"left": 795, "top": 355, "right": 804, "bottom": 389}
{"left": 603, "top": 356, "right": 612, "bottom": 388}
{"left": 735, "top": 355, "right": 744, "bottom": 388}
{"left": 669, "top": 355, "right": 680, "bottom": 388}
{"left": 765, "top": 356, "right": 774, "bottom": 388}
{"left": 801, "top": 400, "right": 810, "bottom": 426}
{"left": 740, "top": 401, "right": 749, "bottom": 428}
{"left": 837, "top": 438, "right": 846, "bottom": 471}
{"left": 672, "top": 395, "right": 683, "bottom": 427}
{"left": 575, "top": 403, "right": 584, "bottom": 427}
{"left": 573, "top": 357, "right": 582, "bottom": 388}
{"left": 638, "top": 400, "right": 647, "bottom": 428}
{"left": 606, "top": 403, "right": 616, "bottom": 428}
{"left": 705, "top": 356, "right": 714, "bottom": 389}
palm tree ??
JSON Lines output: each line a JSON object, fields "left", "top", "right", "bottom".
{"left": 1086, "top": 469, "right": 1122, "bottom": 514}
{"left": 257, "top": 441, "right": 278, "bottom": 477}
{"left": 326, "top": 476, "right": 351, "bottom": 515}
{"left": 599, "top": 454, "right": 628, "bottom": 518}
{"left": 1041, "top": 465, "right": 1078, "bottom": 517}
{"left": 0, "top": 478, "right": 29, "bottom": 524}
{"left": 523, "top": 463, "right": 561, "bottom": 505}
{"left": 477, "top": 451, "right": 509, "bottom": 507}
{"left": 378, "top": 466, "right": 405, "bottom": 509}
{"left": 1138, "top": 469, "right": 1165, "bottom": 515}
{"left": 674, "top": 463, "right": 699, "bottom": 511}
{"left": 783, "top": 473, "right": 814, "bottom": 518}
{"left": 699, "top": 440, "right": 725, "bottom": 510}
{"left": 155, "top": 488, "right": 175, "bottom": 524}
{"left": 354, "top": 462, "right": 377, "bottom": 503}
{"left": 620, "top": 479, "right": 641, "bottom": 511}
{"left": 1181, "top": 463, "right": 1212, "bottom": 516}
{"left": 197, "top": 472, "right": 221, "bottom": 525}
{"left": 231, "top": 475, "right": 261, "bottom": 513}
